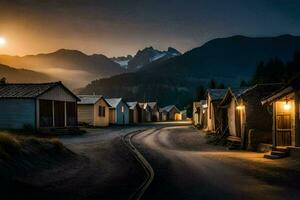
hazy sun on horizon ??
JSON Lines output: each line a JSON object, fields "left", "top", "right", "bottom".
{"left": 0, "top": 37, "right": 6, "bottom": 47}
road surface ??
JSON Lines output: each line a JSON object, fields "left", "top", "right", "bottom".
{"left": 133, "top": 125, "right": 300, "bottom": 200}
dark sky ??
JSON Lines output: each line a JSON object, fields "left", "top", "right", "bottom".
{"left": 0, "top": 0, "right": 300, "bottom": 56}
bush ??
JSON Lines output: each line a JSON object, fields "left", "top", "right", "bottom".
{"left": 0, "top": 133, "right": 21, "bottom": 157}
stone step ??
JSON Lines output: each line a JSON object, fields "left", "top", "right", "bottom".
{"left": 271, "top": 150, "right": 289, "bottom": 156}
{"left": 264, "top": 154, "right": 283, "bottom": 159}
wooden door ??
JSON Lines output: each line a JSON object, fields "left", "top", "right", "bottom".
{"left": 276, "top": 114, "right": 292, "bottom": 146}
{"left": 54, "top": 101, "right": 65, "bottom": 127}
{"left": 66, "top": 102, "right": 76, "bottom": 126}
{"left": 39, "top": 100, "right": 53, "bottom": 127}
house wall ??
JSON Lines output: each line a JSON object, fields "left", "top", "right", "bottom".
{"left": 0, "top": 99, "right": 35, "bottom": 129}
{"left": 109, "top": 108, "right": 116, "bottom": 124}
{"left": 133, "top": 107, "right": 139, "bottom": 123}
{"left": 207, "top": 96, "right": 215, "bottom": 131}
{"left": 193, "top": 102, "right": 200, "bottom": 125}
{"left": 78, "top": 104, "right": 94, "bottom": 125}
{"left": 228, "top": 99, "right": 236, "bottom": 136}
{"left": 168, "top": 107, "right": 180, "bottom": 121}
{"left": 115, "top": 101, "right": 129, "bottom": 125}
{"left": 93, "top": 98, "right": 110, "bottom": 127}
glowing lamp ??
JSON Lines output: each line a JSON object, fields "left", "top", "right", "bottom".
{"left": 283, "top": 102, "right": 291, "bottom": 110}
{"left": 236, "top": 105, "right": 244, "bottom": 110}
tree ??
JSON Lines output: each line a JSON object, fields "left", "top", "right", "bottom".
{"left": 208, "top": 79, "right": 217, "bottom": 89}
{"left": 240, "top": 80, "right": 250, "bottom": 87}
{"left": 0, "top": 77, "right": 6, "bottom": 85}
{"left": 218, "top": 83, "right": 225, "bottom": 89}
{"left": 194, "top": 85, "right": 206, "bottom": 101}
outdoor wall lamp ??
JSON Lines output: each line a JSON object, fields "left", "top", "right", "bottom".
{"left": 236, "top": 105, "right": 245, "bottom": 110}
{"left": 283, "top": 100, "right": 291, "bottom": 111}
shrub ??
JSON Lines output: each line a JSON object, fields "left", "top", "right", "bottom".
{"left": 0, "top": 133, "right": 21, "bottom": 157}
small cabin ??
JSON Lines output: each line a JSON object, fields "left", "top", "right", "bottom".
{"left": 220, "top": 84, "right": 281, "bottom": 149}
{"left": 139, "top": 103, "right": 152, "bottom": 122}
{"left": 206, "top": 89, "right": 227, "bottom": 133}
{"left": 77, "top": 95, "right": 111, "bottom": 127}
{"left": 106, "top": 98, "right": 130, "bottom": 125}
{"left": 0, "top": 82, "right": 79, "bottom": 130}
{"left": 193, "top": 100, "right": 207, "bottom": 127}
{"left": 127, "top": 102, "right": 142, "bottom": 124}
{"left": 262, "top": 78, "right": 300, "bottom": 149}
{"left": 161, "top": 105, "right": 181, "bottom": 121}
{"left": 148, "top": 102, "right": 160, "bottom": 121}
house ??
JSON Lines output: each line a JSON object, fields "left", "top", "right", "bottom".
{"left": 206, "top": 89, "right": 227, "bottom": 133}
{"left": 106, "top": 98, "right": 130, "bottom": 125}
{"left": 77, "top": 95, "right": 111, "bottom": 127}
{"left": 161, "top": 105, "right": 181, "bottom": 121}
{"left": 127, "top": 102, "right": 142, "bottom": 124}
{"left": 139, "top": 103, "right": 152, "bottom": 122}
{"left": 159, "top": 108, "right": 168, "bottom": 121}
{"left": 262, "top": 78, "right": 300, "bottom": 152}
{"left": 193, "top": 100, "right": 207, "bottom": 127}
{"left": 180, "top": 110, "right": 187, "bottom": 120}
{"left": 147, "top": 102, "right": 160, "bottom": 121}
{"left": 0, "top": 82, "right": 79, "bottom": 130}
{"left": 220, "top": 84, "right": 281, "bottom": 149}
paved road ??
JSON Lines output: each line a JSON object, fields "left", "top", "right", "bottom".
{"left": 133, "top": 125, "right": 300, "bottom": 200}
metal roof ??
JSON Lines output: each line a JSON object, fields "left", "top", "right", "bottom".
{"left": 106, "top": 98, "right": 122, "bottom": 108}
{"left": 161, "top": 105, "right": 180, "bottom": 113}
{"left": 127, "top": 101, "right": 139, "bottom": 109}
{"left": 78, "top": 95, "right": 103, "bottom": 105}
{"left": 0, "top": 82, "right": 79, "bottom": 100}
{"left": 207, "top": 89, "right": 227, "bottom": 101}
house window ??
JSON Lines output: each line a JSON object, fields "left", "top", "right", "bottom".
{"left": 98, "top": 106, "right": 106, "bottom": 117}
{"left": 121, "top": 106, "right": 124, "bottom": 113}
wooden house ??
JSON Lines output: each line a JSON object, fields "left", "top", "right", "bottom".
{"left": 127, "top": 102, "right": 142, "bottom": 124}
{"left": 193, "top": 100, "right": 207, "bottom": 127}
{"left": 159, "top": 108, "right": 168, "bottom": 121}
{"left": 106, "top": 98, "right": 130, "bottom": 125}
{"left": 0, "top": 82, "right": 79, "bottom": 130}
{"left": 220, "top": 84, "right": 281, "bottom": 149}
{"left": 77, "top": 95, "right": 111, "bottom": 127}
{"left": 147, "top": 102, "right": 160, "bottom": 121}
{"left": 262, "top": 78, "right": 300, "bottom": 151}
{"left": 160, "top": 105, "right": 181, "bottom": 121}
{"left": 139, "top": 103, "right": 152, "bottom": 122}
{"left": 206, "top": 89, "right": 227, "bottom": 133}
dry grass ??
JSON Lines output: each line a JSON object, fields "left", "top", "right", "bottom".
{"left": 0, "top": 132, "right": 21, "bottom": 158}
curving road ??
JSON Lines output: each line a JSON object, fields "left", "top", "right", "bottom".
{"left": 133, "top": 125, "right": 300, "bottom": 200}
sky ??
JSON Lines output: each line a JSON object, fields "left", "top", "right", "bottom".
{"left": 0, "top": 0, "right": 300, "bottom": 57}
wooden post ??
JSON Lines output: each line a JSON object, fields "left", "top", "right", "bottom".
{"left": 272, "top": 102, "right": 276, "bottom": 148}
{"left": 295, "top": 92, "right": 300, "bottom": 147}
{"left": 64, "top": 101, "right": 67, "bottom": 127}
{"left": 52, "top": 100, "right": 55, "bottom": 127}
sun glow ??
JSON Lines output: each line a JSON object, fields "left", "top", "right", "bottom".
{"left": 0, "top": 37, "right": 6, "bottom": 47}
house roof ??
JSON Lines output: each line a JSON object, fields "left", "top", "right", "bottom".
{"left": 261, "top": 82, "right": 294, "bottom": 105}
{"left": 147, "top": 102, "right": 157, "bottom": 109}
{"left": 106, "top": 98, "right": 124, "bottom": 108}
{"left": 127, "top": 101, "right": 139, "bottom": 109}
{"left": 139, "top": 102, "right": 150, "bottom": 110}
{"left": 161, "top": 105, "right": 180, "bottom": 113}
{"left": 78, "top": 95, "right": 110, "bottom": 106}
{"left": 0, "top": 81, "right": 80, "bottom": 100}
{"left": 207, "top": 89, "right": 227, "bottom": 101}
{"left": 239, "top": 83, "right": 282, "bottom": 99}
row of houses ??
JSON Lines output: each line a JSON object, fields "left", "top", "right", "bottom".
{"left": 193, "top": 83, "right": 292, "bottom": 151}
{"left": 0, "top": 82, "right": 184, "bottom": 130}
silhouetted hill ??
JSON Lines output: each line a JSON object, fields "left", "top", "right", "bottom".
{"left": 0, "top": 49, "right": 125, "bottom": 88}
{"left": 80, "top": 35, "right": 300, "bottom": 108}
{"left": 0, "top": 63, "right": 53, "bottom": 83}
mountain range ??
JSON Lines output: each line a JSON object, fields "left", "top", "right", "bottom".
{"left": 80, "top": 35, "right": 300, "bottom": 108}
{"left": 0, "top": 49, "right": 125, "bottom": 88}
{"left": 111, "top": 47, "right": 181, "bottom": 71}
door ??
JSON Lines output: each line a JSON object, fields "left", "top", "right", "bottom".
{"left": 276, "top": 114, "right": 292, "bottom": 146}
{"left": 39, "top": 100, "right": 53, "bottom": 127}
{"left": 66, "top": 102, "right": 76, "bottom": 126}
{"left": 54, "top": 101, "right": 65, "bottom": 127}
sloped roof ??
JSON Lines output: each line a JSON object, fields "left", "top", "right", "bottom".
{"left": 161, "top": 105, "right": 180, "bottom": 113}
{"left": 139, "top": 102, "right": 150, "bottom": 110}
{"left": 78, "top": 95, "right": 110, "bottom": 106}
{"left": 127, "top": 101, "right": 139, "bottom": 109}
{"left": 239, "top": 83, "right": 282, "bottom": 100}
{"left": 207, "top": 89, "right": 227, "bottom": 101}
{"left": 147, "top": 102, "right": 157, "bottom": 109}
{"left": 106, "top": 98, "right": 122, "bottom": 108}
{"left": 0, "top": 82, "right": 79, "bottom": 100}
